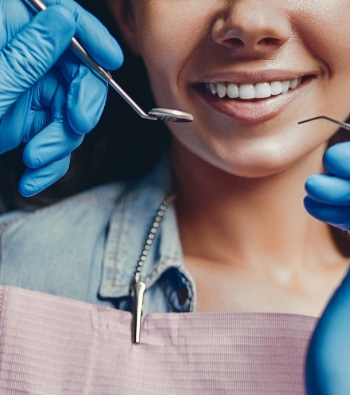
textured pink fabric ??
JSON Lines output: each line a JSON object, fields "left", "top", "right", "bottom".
{"left": 0, "top": 286, "right": 317, "bottom": 394}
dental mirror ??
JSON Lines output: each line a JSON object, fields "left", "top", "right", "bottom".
{"left": 148, "top": 108, "right": 194, "bottom": 123}
{"left": 22, "top": 0, "right": 195, "bottom": 124}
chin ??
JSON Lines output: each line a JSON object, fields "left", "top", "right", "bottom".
{"left": 202, "top": 141, "right": 310, "bottom": 178}
{"left": 213, "top": 158, "right": 294, "bottom": 179}
{"left": 173, "top": 129, "right": 324, "bottom": 179}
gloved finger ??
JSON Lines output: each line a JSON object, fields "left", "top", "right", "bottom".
{"left": 23, "top": 120, "right": 83, "bottom": 169}
{"left": 23, "top": 109, "right": 52, "bottom": 143}
{"left": 0, "top": 0, "right": 31, "bottom": 49}
{"left": 57, "top": 56, "right": 109, "bottom": 133}
{"left": 305, "top": 174, "right": 350, "bottom": 206}
{"left": 0, "top": 90, "right": 32, "bottom": 154}
{"left": 19, "top": 155, "right": 71, "bottom": 197}
{"left": 67, "top": 64, "right": 108, "bottom": 134}
{"left": 45, "top": 0, "right": 124, "bottom": 70}
{"left": 21, "top": 71, "right": 63, "bottom": 142}
{"left": 0, "top": 70, "right": 66, "bottom": 153}
{"left": 59, "top": 53, "right": 107, "bottom": 134}
{"left": 0, "top": 6, "right": 75, "bottom": 118}
{"left": 323, "top": 142, "right": 350, "bottom": 179}
{"left": 22, "top": 71, "right": 84, "bottom": 168}
{"left": 304, "top": 196, "right": 350, "bottom": 231}
{"left": 58, "top": 51, "right": 80, "bottom": 81}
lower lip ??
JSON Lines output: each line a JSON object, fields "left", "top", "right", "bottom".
{"left": 193, "top": 78, "right": 316, "bottom": 124}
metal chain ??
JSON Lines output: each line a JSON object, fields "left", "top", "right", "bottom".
{"left": 133, "top": 194, "right": 177, "bottom": 284}
{"left": 131, "top": 194, "right": 176, "bottom": 344}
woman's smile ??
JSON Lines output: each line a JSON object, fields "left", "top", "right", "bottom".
{"left": 112, "top": 0, "right": 350, "bottom": 177}
{"left": 192, "top": 73, "right": 318, "bottom": 124}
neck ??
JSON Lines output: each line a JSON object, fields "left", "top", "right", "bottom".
{"left": 171, "top": 141, "right": 342, "bottom": 272}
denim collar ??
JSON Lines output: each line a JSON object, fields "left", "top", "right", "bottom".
{"left": 98, "top": 153, "right": 186, "bottom": 300}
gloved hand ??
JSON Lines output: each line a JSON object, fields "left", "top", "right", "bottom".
{"left": 304, "top": 141, "right": 350, "bottom": 231}
{"left": 305, "top": 267, "right": 350, "bottom": 394}
{"left": 0, "top": 0, "right": 123, "bottom": 196}
{"left": 304, "top": 142, "right": 350, "bottom": 393}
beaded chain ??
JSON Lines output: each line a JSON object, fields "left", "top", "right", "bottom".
{"left": 131, "top": 194, "right": 176, "bottom": 343}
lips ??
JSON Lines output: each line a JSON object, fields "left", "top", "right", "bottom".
{"left": 195, "top": 69, "right": 319, "bottom": 85}
{"left": 192, "top": 74, "right": 317, "bottom": 124}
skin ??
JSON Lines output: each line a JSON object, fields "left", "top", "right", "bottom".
{"left": 109, "top": 0, "right": 350, "bottom": 316}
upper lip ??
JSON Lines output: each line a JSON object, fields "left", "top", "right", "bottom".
{"left": 195, "top": 69, "right": 319, "bottom": 85}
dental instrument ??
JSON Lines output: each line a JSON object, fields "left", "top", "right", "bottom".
{"left": 298, "top": 116, "right": 350, "bottom": 132}
{"left": 22, "top": 0, "right": 194, "bottom": 123}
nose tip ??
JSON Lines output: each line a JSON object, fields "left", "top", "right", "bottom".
{"left": 212, "top": 2, "right": 291, "bottom": 56}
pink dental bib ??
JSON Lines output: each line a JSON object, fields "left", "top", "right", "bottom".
{"left": 0, "top": 286, "right": 317, "bottom": 394}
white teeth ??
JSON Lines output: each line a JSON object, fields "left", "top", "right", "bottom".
{"left": 209, "top": 83, "right": 217, "bottom": 95}
{"left": 255, "top": 82, "right": 272, "bottom": 99}
{"left": 205, "top": 77, "right": 304, "bottom": 100}
{"left": 217, "top": 82, "right": 226, "bottom": 98}
{"left": 239, "top": 84, "right": 255, "bottom": 99}
{"left": 290, "top": 79, "right": 299, "bottom": 89}
{"left": 270, "top": 81, "right": 283, "bottom": 95}
{"left": 281, "top": 80, "right": 291, "bottom": 94}
{"left": 227, "top": 83, "right": 239, "bottom": 98}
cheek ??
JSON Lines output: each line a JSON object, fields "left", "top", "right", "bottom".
{"left": 294, "top": 1, "right": 350, "bottom": 121}
{"left": 292, "top": 1, "right": 350, "bottom": 75}
{"left": 134, "top": 1, "right": 215, "bottom": 93}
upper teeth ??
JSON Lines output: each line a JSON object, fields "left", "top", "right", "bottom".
{"left": 206, "top": 78, "right": 302, "bottom": 99}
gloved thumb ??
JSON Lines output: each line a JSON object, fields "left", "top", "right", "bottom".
{"left": 0, "top": 5, "right": 75, "bottom": 120}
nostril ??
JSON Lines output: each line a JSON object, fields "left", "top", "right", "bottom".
{"left": 258, "top": 37, "right": 281, "bottom": 46}
{"left": 223, "top": 37, "right": 281, "bottom": 50}
{"left": 224, "top": 37, "right": 245, "bottom": 48}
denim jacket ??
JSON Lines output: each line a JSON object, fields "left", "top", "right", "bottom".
{"left": 0, "top": 154, "right": 196, "bottom": 315}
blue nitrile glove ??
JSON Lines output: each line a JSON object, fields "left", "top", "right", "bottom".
{"left": 304, "top": 141, "right": 350, "bottom": 230}
{"left": 305, "top": 267, "right": 350, "bottom": 394}
{"left": 304, "top": 142, "right": 350, "bottom": 394}
{"left": 0, "top": 0, "right": 124, "bottom": 196}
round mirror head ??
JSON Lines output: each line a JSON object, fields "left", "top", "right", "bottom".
{"left": 148, "top": 108, "right": 194, "bottom": 123}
